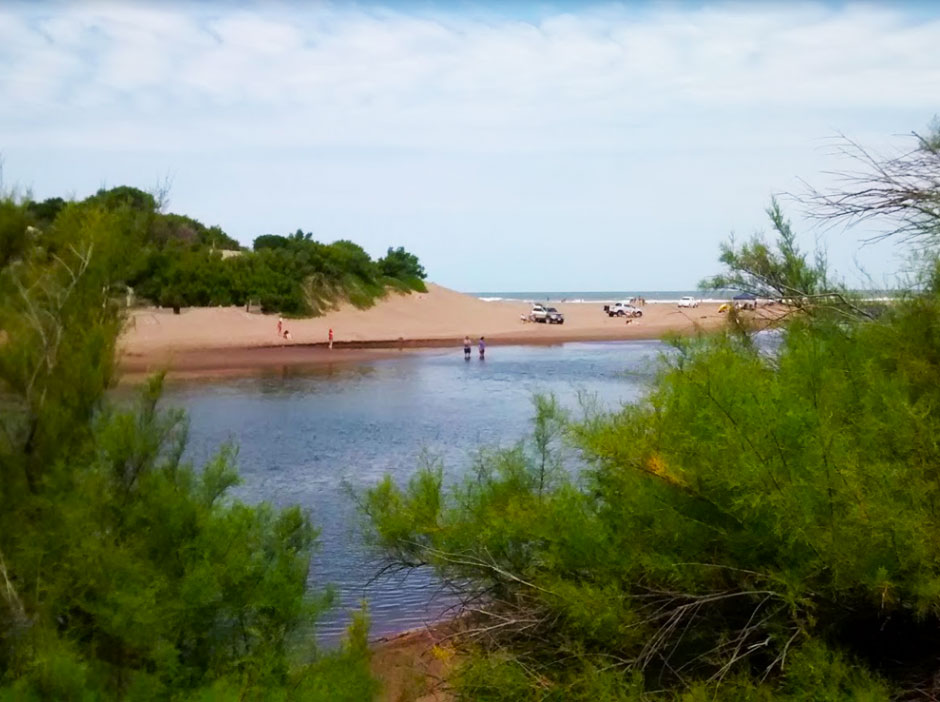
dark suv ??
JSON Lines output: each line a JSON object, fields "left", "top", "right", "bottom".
{"left": 545, "top": 307, "right": 564, "bottom": 324}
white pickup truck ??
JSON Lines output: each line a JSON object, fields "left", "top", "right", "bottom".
{"left": 603, "top": 302, "right": 643, "bottom": 318}
{"left": 678, "top": 296, "right": 700, "bottom": 308}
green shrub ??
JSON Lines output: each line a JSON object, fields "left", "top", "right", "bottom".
{"left": 23, "top": 188, "right": 428, "bottom": 315}
{"left": 0, "top": 197, "right": 375, "bottom": 697}
{"left": 362, "top": 211, "right": 940, "bottom": 697}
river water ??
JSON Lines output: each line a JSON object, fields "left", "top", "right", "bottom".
{"left": 162, "top": 341, "right": 665, "bottom": 645}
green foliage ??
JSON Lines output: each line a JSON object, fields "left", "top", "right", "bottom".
{"left": 0, "top": 197, "right": 375, "bottom": 697}
{"left": 0, "top": 196, "right": 34, "bottom": 268}
{"left": 22, "top": 187, "right": 429, "bottom": 315}
{"left": 363, "top": 225, "right": 940, "bottom": 697}
{"left": 253, "top": 234, "right": 289, "bottom": 251}
{"left": 152, "top": 213, "right": 240, "bottom": 251}
{"left": 24, "top": 197, "right": 65, "bottom": 228}
{"left": 702, "top": 198, "right": 830, "bottom": 302}
{"left": 378, "top": 246, "right": 426, "bottom": 281}
{"left": 86, "top": 185, "right": 158, "bottom": 213}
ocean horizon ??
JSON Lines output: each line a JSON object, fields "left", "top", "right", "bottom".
{"left": 468, "top": 290, "right": 734, "bottom": 304}
{"left": 469, "top": 289, "right": 902, "bottom": 304}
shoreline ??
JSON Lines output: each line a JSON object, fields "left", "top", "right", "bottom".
{"left": 118, "top": 326, "right": 718, "bottom": 382}
{"left": 118, "top": 284, "right": 777, "bottom": 381}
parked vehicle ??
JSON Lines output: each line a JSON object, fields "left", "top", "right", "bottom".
{"left": 545, "top": 307, "right": 564, "bottom": 324}
{"left": 678, "top": 296, "right": 699, "bottom": 308}
{"left": 529, "top": 304, "right": 564, "bottom": 324}
{"left": 603, "top": 302, "right": 643, "bottom": 318}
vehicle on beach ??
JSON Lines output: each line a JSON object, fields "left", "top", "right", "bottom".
{"left": 678, "top": 296, "right": 699, "bottom": 308}
{"left": 529, "top": 304, "right": 564, "bottom": 323}
{"left": 733, "top": 293, "right": 757, "bottom": 310}
{"left": 603, "top": 302, "right": 643, "bottom": 318}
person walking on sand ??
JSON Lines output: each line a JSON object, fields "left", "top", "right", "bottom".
{"left": 478, "top": 336, "right": 486, "bottom": 360}
{"left": 277, "top": 316, "right": 283, "bottom": 336}
{"left": 329, "top": 328, "right": 334, "bottom": 350}
{"left": 463, "top": 335, "right": 471, "bottom": 361}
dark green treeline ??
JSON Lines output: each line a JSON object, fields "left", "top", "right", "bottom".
{"left": 25, "top": 186, "right": 427, "bottom": 316}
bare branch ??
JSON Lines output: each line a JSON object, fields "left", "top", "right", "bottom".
{"left": 801, "top": 130, "right": 940, "bottom": 244}
{"left": 0, "top": 548, "right": 28, "bottom": 628}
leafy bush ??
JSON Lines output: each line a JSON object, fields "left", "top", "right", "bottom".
{"left": 378, "top": 246, "right": 426, "bottom": 281}
{"left": 363, "top": 206, "right": 940, "bottom": 698}
{"left": 23, "top": 187, "right": 429, "bottom": 316}
{"left": 0, "top": 196, "right": 376, "bottom": 698}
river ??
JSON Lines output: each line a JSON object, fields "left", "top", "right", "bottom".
{"left": 162, "top": 340, "right": 665, "bottom": 645}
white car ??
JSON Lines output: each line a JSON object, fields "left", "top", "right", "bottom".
{"left": 604, "top": 302, "right": 643, "bottom": 318}
{"left": 678, "top": 296, "right": 699, "bottom": 308}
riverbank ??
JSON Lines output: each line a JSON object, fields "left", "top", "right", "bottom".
{"left": 371, "top": 625, "right": 458, "bottom": 702}
{"left": 119, "top": 283, "right": 751, "bottom": 378}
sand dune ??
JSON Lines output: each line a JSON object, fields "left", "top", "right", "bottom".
{"left": 119, "top": 284, "right": 733, "bottom": 376}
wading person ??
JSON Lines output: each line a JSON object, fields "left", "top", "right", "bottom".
{"left": 329, "top": 327, "right": 334, "bottom": 350}
{"left": 463, "top": 335, "right": 471, "bottom": 360}
{"left": 478, "top": 336, "right": 486, "bottom": 360}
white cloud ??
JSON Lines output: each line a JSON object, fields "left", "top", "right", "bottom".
{"left": 2, "top": 1, "right": 938, "bottom": 151}
{"left": 0, "top": 1, "right": 935, "bottom": 289}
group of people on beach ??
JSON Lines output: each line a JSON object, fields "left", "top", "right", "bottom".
{"left": 463, "top": 335, "right": 485, "bottom": 360}
{"left": 276, "top": 317, "right": 334, "bottom": 348}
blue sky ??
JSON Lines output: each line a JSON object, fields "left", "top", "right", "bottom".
{"left": 1, "top": 1, "right": 937, "bottom": 291}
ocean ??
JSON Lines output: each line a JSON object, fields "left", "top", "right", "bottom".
{"left": 163, "top": 340, "right": 668, "bottom": 646}
{"left": 470, "top": 290, "right": 735, "bottom": 304}
{"left": 469, "top": 290, "right": 901, "bottom": 304}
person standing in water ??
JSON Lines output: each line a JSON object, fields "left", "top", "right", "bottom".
{"left": 329, "top": 328, "right": 334, "bottom": 350}
{"left": 463, "top": 335, "right": 471, "bottom": 360}
{"left": 478, "top": 336, "right": 486, "bottom": 360}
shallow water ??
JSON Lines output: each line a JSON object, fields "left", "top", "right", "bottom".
{"left": 162, "top": 341, "right": 665, "bottom": 645}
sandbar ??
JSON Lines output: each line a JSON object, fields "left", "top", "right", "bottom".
{"left": 119, "top": 284, "right": 743, "bottom": 380}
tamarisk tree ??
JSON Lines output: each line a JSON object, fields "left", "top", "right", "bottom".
{"left": 0, "top": 195, "right": 375, "bottom": 699}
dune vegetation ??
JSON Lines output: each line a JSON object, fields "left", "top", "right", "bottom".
{"left": 363, "top": 126, "right": 940, "bottom": 700}
{"left": 0, "top": 194, "right": 378, "bottom": 699}
{"left": 24, "top": 185, "right": 427, "bottom": 316}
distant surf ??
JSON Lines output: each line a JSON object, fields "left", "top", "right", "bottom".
{"left": 470, "top": 291, "right": 736, "bottom": 304}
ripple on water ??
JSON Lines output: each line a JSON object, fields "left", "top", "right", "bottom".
{"left": 163, "top": 341, "right": 664, "bottom": 645}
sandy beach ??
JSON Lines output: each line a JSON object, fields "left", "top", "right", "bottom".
{"left": 119, "top": 284, "right": 736, "bottom": 378}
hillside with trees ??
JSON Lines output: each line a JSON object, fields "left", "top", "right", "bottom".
{"left": 24, "top": 186, "right": 427, "bottom": 316}
{"left": 0, "top": 192, "right": 377, "bottom": 698}
{"left": 363, "top": 125, "right": 940, "bottom": 700}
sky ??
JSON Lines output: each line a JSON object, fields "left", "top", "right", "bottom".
{"left": 1, "top": 1, "right": 937, "bottom": 292}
